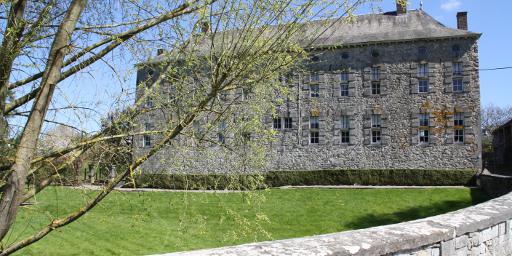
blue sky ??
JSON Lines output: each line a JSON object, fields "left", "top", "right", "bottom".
{"left": 367, "top": 0, "right": 512, "bottom": 107}
{"left": 23, "top": 0, "right": 511, "bottom": 134}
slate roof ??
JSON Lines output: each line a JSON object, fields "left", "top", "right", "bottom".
{"left": 144, "top": 9, "right": 480, "bottom": 64}
{"left": 299, "top": 10, "right": 480, "bottom": 48}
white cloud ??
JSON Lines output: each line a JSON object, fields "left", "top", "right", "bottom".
{"left": 441, "top": 0, "right": 462, "bottom": 11}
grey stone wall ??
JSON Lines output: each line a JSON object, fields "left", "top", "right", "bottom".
{"left": 268, "top": 38, "right": 481, "bottom": 172}
{"left": 133, "top": 38, "right": 482, "bottom": 173}
{"left": 154, "top": 191, "right": 512, "bottom": 256}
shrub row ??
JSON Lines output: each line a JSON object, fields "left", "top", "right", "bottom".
{"left": 125, "top": 169, "right": 477, "bottom": 190}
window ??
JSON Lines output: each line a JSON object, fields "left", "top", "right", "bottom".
{"left": 454, "top": 129, "right": 464, "bottom": 143}
{"left": 310, "top": 73, "right": 320, "bottom": 82}
{"left": 341, "top": 131, "right": 350, "bottom": 144}
{"left": 341, "top": 83, "right": 349, "bottom": 96}
{"left": 310, "top": 116, "right": 319, "bottom": 129}
{"left": 273, "top": 118, "right": 282, "bottom": 130}
{"left": 341, "top": 115, "right": 350, "bottom": 129}
{"left": 284, "top": 117, "right": 293, "bottom": 129}
{"left": 454, "top": 112, "right": 464, "bottom": 126}
{"left": 452, "top": 44, "right": 461, "bottom": 54}
{"left": 418, "top": 63, "right": 428, "bottom": 77}
{"left": 341, "top": 115, "right": 350, "bottom": 144}
{"left": 419, "top": 113, "right": 429, "bottom": 127}
{"left": 419, "top": 79, "right": 429, "bottom": 93}
{"left": 453, "top": 78, "right": 464, "bottom": 92}
{"left": 453, "top": 62, "right": 463, "bottom": 76}
{"left": 218, "top": 133, "right": 226, "bottom": 144}
{"left": 372, "top": 130, "right": 381, "bottom": 144}
{"left": 241, "top": 88, "right": 251, "bottom": 100}
{"left": 419, "top": 130, "right": 429, "bottom": 143}
{"left": 310, "top": 84, "right": 320, "bottom": 97}
{"left": 341, "top": 52, "right": 349, "bottom": 59}
{"left": 143, "top": 135, "right": 151, "bottom": 147}
{"left": 371, "top": 114, "right": 381, "bottom": 128}
{"left": 371, "top": 50, "right": 380, "bottom": 58}
{"left": 418, "top": 46, "right": 427, "bottom": 56}
{"left": 341, "top": 72, "right": 349, "bottom": 96}
{"left": 144, "top": 122, "right": 153, "bottom": 131}
{"left": 371, "top": 67, "right": 380, "bottom": 81}
{"left": 145, "top": 97, "right": 154, "bottom": 108}
{"left": 310, "top": 131, "right": 319, "bottom": 144}
{"left": 371, "top": 82, "right": 381, "bottom": 95}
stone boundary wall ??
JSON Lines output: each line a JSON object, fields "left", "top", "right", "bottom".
{"left": 479, "top": 172, "right": 512, "bottom": 198}
{"left": 159, "top": 192, "right": 512, "bottom": 256}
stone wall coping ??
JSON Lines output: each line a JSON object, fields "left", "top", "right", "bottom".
{"left": 155, "top": 192, "right": 512, "bottom": 256}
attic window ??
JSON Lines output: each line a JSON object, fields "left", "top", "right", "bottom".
{"left": 311, "top": 55, "right": 320, "bottom": 62}
{"left": 341, "top": 52, "right": 349, "bottom": 59}
{"left": 452, "top": 44, "right": 461, "bottom": 53}
{"left": 371, "top": 50, "right": 380, "bottom": 58}
{"left": 418, "top": 46, "right": 427, "bottom": 56}
{"left": 147, "top": 69, "right": 154, "bottom": 77}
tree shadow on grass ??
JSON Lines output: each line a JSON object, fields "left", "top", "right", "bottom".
{"left": 343, "top": 188, "right": 492, "bottom": 230}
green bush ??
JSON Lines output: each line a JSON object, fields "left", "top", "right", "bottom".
{"left": 125, "top": 169, "right": 477, "bottom": 190}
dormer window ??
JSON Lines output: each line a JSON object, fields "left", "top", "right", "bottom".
{"left": 371, "top": 50, "right": 380, "bottom": 58}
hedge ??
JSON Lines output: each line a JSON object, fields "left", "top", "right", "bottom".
{"left": 124, "top": 169, "right": 477, "bottom": 190}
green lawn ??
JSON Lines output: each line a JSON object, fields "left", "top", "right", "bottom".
{"left": 7, "top": 187, "right": 488, "bottom": 256}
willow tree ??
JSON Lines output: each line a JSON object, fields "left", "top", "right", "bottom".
{"left": 0, "top": 0, "right": 367, "bottom": 254}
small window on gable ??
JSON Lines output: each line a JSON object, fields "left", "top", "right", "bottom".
{"left": 311, "top": 55, "right": 320, "bottom": 62}
{"left": 341, "top": 52, "right": 349, "bottom": 59}
{"left": 144, "top": 122, "right": 153, "bottom": 131}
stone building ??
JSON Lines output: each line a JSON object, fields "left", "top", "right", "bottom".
{"left": 133, "top": 4, "right": 482, "bottom": 173}
{"left": 491, "top": 119, "right": 512, "bottom": 172}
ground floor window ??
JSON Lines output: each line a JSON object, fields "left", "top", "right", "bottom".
{"left": 273, "top": 118, "right": 282, "bottom": 130}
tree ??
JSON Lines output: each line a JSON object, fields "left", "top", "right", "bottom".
{"left": 481, "top": 104, "right": 512, "bottom": 154}
{"left": 0, "top": 0, "right": 367, "bottom": 254}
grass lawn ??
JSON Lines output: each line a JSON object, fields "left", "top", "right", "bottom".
{"left": 7, "top": 187, "right": 489, "bottom": 255}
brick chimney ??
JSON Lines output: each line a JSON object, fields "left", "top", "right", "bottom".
{"left": 396, "top": 0, "right": 407, "bottom": 15}
{"left": 457, "top": 12, "right": 468, "bottom": 30}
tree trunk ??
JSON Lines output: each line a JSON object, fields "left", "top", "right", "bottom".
{"left": 0, "top": 0, "right": 27, "bottom": 168}
{"left": 0, "top": 0, "right": 87, "bottom": 241}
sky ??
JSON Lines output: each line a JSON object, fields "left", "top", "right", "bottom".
{"left": 366, "top": 0, "right": 512, "bottom": 107}
{"left": 15, "top": 0, "right": 512, "bottom": 135}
